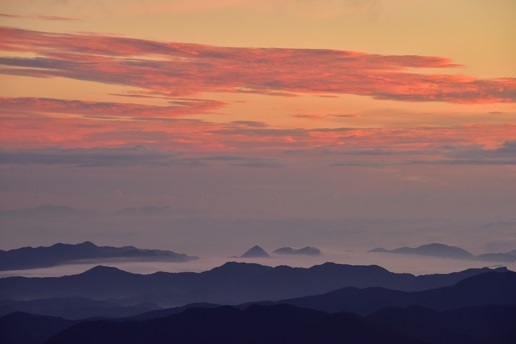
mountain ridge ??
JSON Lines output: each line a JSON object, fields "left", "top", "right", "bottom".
{"left": 240, "top": 245, "right": 270, "bottom": 258}
{"left": 273, "top": 246, "right": 321, "bottom": 256}
{"left": 371, "top": 242, "right": 516, "bottom": 262}
{"left": 0, "top": 242, "right": 197, "bottom": 271}
{"left": 267, "top": 270, "right": 516, "bottom": 315}
{"left": 0, "top": 261, "right": 508, "bottom": 307}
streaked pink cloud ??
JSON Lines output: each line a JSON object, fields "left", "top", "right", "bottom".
{"left": 1, "top": 97, "right": 515, "bottom": 159}
{"left": 1, "top": 26, "right": 515, "bottom": 104}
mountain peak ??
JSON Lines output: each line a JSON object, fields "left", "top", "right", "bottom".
{"left": 78, "top": 241, "right": 96, "bottom": 247}
{"left": 240, "top": 245, "right": 270, "bottom": 258}
{"left": 371, "top": 242, "right": 474, "bottom": 260}
{"left": 81, "top": 265, "right": 129, "bottom": 276}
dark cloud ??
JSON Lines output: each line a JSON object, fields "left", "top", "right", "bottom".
{"left": 0, "top": 146, "right": 175, "bottom": 167}
{"left": 435, "top": 141, "right": 516, "bottom": 165}
{"left": 0, "top": 205, "right": 96, "bottom": 218}
{"left": 0, "top": 147, "right": 282, "bottom": 168}
{"left": 0, "top": 97, "right": 226, "bottom": 118}
{"left": 211, "top": 128, "right": 309, "bottom": 137}
{"left": 319, "top": 141, "right": 516, "bottom": 167}
{"left": 230, "top": 121, "right": 269, "bottom": 128}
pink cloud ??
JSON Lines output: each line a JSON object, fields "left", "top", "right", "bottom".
{"left": 1, "top": 95, "right": 515, "bottom": 165}
{"left": 0, "top": 97, "right": 226, "bottom": 119}
{"left": 1, "top": 26, "right": 515, "bottom": 104}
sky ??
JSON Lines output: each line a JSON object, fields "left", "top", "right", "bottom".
{"left": 0, "top": 1, "right": 515, "bottom": 271}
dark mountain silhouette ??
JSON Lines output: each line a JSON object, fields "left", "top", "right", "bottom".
{"left": 270, "top": 271, "right": 516, "bottom": 315}
{"left": 126, "top": 302, "right": 221, "bottom": 321}
{"left": 273, "top": 246, "right": 321, "bottom": 256}
{"left": 371, "top": 243, "right": 516, "bottom": 262}
{"left": 367, "top": 305, "right": 516, "bottom": 344}
{"left": 475, "top": 252, "right": 516, "bottom": 262}
{"left": 0, "top": 242, "right": 196, "bottom": 271}
{"left": 5, "top": 305, "right": 515, "bottom": 344}
{"left": 240, "top": 245, "right": 270, "bottom": 258}
{"left": 371, "top": 243, "right": 474, "bottom": 259}
{"left": 0, "top": 297, "right": 159, "bottom": 320}
{"left": 0, "top": 262, "right": 505, "bottom": 308}
{"left": 0, "top": 312, "right": 75, "bottom": 344}
{"left": 115, "top": 206, "right": 174, "bottom": 216}
{"left": 45, "top": 304, "right": 422, "bottom": 344}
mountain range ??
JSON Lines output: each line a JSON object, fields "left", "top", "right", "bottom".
{"left": 0, "top": 261, "right": 507, "bottom": 307}
{"left": 264, "top": 271, "right": 516, "bottom": 314}
{"left": 0, "top": 242, "right": 197, "bottom": 271}
{"left": 273, "top": 246, "right": 321, "bottom": 256}
{"left": 0, "top": 297, "right": 159, "bottom": 320}
{"left": 239, "top": 245, "right": 322, "bottom": 258}
{"left": 371, "top": 243, "right": 516, "bottom": 262}
{"left": 3, "top": 303, "right": 515, "bottom": 344}
{"left": 111, "top": 269, "right": 516, "bottom": 320}
{"left": 1, "top": 263, "right": 515, "bottom": 343}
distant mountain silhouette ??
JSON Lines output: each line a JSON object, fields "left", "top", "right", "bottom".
{"left": 475, "top": 252, "right": 516, "bottom": 262}
{"left": 115, "top": 206, "right": 173, "bottom": 216}
{"left": 367, "top": 305, "right": 516, "bottom": 344}
{"left": 371, "top": 243, "right": 516, "bottom": 262}
{"left": 0, "top": 242, "right": 197, "bottom": 271}
{"left": 240, "top": 245, "right": 270, "bottom": 258}
{"left": 371, "top": 243, "right": 474, "bottom": 259}
{"left": 45, "top": 305, "right": 421, "bottom": 344}
{"left": 0, "top": 297, "right": 159, "bottom": 320}
{"left": 126, "top": 302, "right": 221, "bottom": 321}
{"left": 0, "top": 312, "right": 75, "bottom": 344}
{"left": 273, "top": 246, "right": 321, "bottom": 256}
{"left": 270, "top": 271, "right": 516, "bottom": 315}
{"left": 0, "top": 262, "right": 506, "bottom": 308}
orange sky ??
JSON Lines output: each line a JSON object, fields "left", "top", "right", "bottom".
{"left": 0, "top": 20, "right": 515, "bottom": 158}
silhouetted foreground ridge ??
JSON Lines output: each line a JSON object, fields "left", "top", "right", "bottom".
{"left": 44, "top": 305, "right": 421, "bottom": 344}
{"left": 0, "top": 262, "right": 506, "bottom": 306}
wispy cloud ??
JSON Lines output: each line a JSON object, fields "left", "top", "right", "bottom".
{"left": 1, "top": 95, "right": 515, "bottom": 152}
{"left": 0, "top": 97, "right": 226, "bottom": 119}
{"left": 1, "top": 101, "right": 515, "bottom": 166}
{"left": 1, "top": 26, "right": 514, "bottom": 104}
{"left": 0, "top": 146, "right": 174, "bottom": 167}
{"left": 436, "top": 141, "right": 516, "bottom": 165}
{"left": 2, "top": 1, "right": 380, "bottom": 18}
{"left": 0, "top": 13, "right": 80, "bottom": 21}
{"left": 0, "top": 146, "right": 283, "bottom": 167}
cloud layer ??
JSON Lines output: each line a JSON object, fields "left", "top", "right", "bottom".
{"left": 1, "top": 26, "right": 515, "bottom": 167}
{"left": 1, "top": 26, "right": 515, "bottom": 103}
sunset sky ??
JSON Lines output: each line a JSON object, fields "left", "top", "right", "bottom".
{"left": 1, "top": 1, "right": 515, "bottom": 263}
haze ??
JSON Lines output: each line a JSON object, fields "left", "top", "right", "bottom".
{"left": 1, "top": 0, "right": 515, "bottom": 274}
